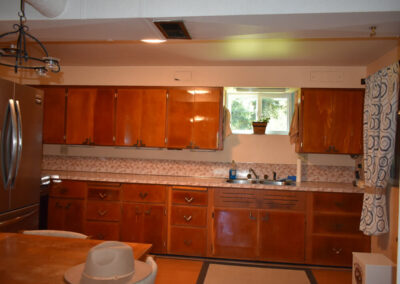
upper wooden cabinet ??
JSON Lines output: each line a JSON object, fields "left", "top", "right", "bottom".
{"left": 115, "top": 88, "right": 167, "bottom": 147}
{"left": 297, "top": 88, "right": 364, "bottom": 154}
{"left": 41, "top": 87, "right": 66, "bottom": 144}
{"left": 166, "top": 87, "right": 223, "bottom": 150}
{"left": 66, "top": 87, "right": 115, "bottom": 145}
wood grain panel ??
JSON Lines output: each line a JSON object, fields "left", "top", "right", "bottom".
{"left": 85, "top": 221, "right": 120, "bottom": 240}
{"left": 313, "top": 192, "right": 363, "bottom": 213}
{"left": 66, "top": 88, "right": 97, "bottom": 145}
{"left": 93, "top": 88, "right": 115, "bottom": 145}
{"left": 171, "top": 189, "right": 208, "bottom": 206}
{"left": 49, "top": 180, "right": 86, "bottom": 199}
{"left": 258, "top": 190, "right": 306, "bottom": 211}
{"left": 122, "top": 184, "right": 166, "bottom": 203}
{"left": 313, "top": 214, "right": 362, "bottom": 235}
{"left": 87, "top": 187, "right": 121, "bottom": 201}
{"left": 42, "top": 87, "right": 66, "bottom": 144}
{"left": 170, "top": 206, "right": 207, "bottom": 227}
{"left": 140, "top": 89, "right": 167, "bottom": 147}
{"left": 213, "top": 188, "right": 258, "bottom": 208}
{"left": 86, "top": 201, "right": 121, "bottom": 221}
{"left": 166, "top": 88, "right": 193, "bottom": 148}
{"left": 115, "top": 88, "right": 142, "bottom": 146}
{"left": 169, "top": 227, "right": 207, "bottom": 256}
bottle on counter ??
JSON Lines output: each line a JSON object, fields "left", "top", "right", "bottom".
{"left": 229, "top": 160, "right": 237, "bottom": 179}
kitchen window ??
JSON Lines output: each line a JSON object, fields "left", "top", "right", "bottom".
{"left": 225, "top": 87, "right": 297, "bottom": 135}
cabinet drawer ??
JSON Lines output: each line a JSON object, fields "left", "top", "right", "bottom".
{"left": 122, "top": 184, "right": 166, "bottom": 203}
{"left": 87, "top": 186, "right": 121, "bottom": 201}
{"left": 313, "top": 192, "right": 363, "bottom": 213}
{"left": 214, "top": 188, "right": 257, "bottom": 208}
{"left": 169, "top": 227, "right": 207, "bottom": 256}
{"left": 171, "top": 206, "right": 207, "bottom": 227}
{"left": 311, "top": 236, "right": 370, "bottom": 266}
{"left": 86, "top": 201, "right": 121, "bottom": 221}
{"left": 171, "top": 189, "right": 208, "bottom": 206}
{"left": 313, "top": 214, "right": 362, "bottom": 235}
{"left": 259, "top": 190, "right": 306, "bottom": 211}
{"left": 85, "top": 221, "right": 120, "bottom": 241}
{"left": 50, "top": 180, "right": 86, "bottom": 199}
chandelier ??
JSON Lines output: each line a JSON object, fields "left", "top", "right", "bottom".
{"left": 0, "top": 0, "right": 60, "bottom": 75}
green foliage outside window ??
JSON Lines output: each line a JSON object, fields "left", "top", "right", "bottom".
{"left": 230, "top": 99, "right": 256, "bottom": 131}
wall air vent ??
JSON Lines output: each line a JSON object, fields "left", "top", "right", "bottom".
{"left": 154, "top": 21, "right": 191, "bottom": 40}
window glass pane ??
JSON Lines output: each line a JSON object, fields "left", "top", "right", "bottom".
{"left": 227, "top": 94, "right": 256, "bottom": 133}
{"left": 261, "top": 97, "right": 288, "bottom": 132}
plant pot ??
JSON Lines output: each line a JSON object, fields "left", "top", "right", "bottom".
{"left": 252, "top": 122, "right": 268, "bottom": 134}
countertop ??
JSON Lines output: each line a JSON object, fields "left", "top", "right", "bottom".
{"left": 42, "top": 170, "right": 364, "bottom": 193}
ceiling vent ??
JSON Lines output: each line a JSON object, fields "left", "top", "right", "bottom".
{"left": 154, "top": 21, "right": 191, "bottom": 40}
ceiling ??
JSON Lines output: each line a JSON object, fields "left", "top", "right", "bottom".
{"left": 0, "top": 0, "right": 399, "bottom": 67}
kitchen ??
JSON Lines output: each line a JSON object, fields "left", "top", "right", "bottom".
{"left": 0, "top": 0, "right": 399, "bottom": 283}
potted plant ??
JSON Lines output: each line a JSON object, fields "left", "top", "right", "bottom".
{"left": 252, "top": 113, "right": 270, "bottom": 134}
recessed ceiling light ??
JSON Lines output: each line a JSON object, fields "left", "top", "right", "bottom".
{"left": 140, "top": 39, "right": 166, "bottom": 44}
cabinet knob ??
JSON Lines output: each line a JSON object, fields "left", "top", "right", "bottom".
{"left": 98, "top": 192, "right": 108, "bottom": 199}
{"left": 183, "top": 215, "right": 192, "bottom": 222}
{"left": 184, "top": 196, "right": 194, "bottom": 203}
{"left": 183, "top": 240, "right": 192, "bottom": 246}
{"left": 97, "top": 210, "right": 108, "bottom": 216}
{"left": 139, "top": 192, "right": 148, "bottom": 199}
{"left": 332, "top": 248, "right": 343, "bottom": 255}
{"left": 65, "top": 203, "right": 71, "bottom": 209}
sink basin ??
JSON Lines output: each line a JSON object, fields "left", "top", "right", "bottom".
{"left": 226, "top": 179, "right": 258, "bottom": 184}
{"left": 226, "top": 179, "right": 294, "bottom": 186}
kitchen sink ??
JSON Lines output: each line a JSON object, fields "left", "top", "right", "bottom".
{"left": 226, "top": 179, "right": 294, "bottom": 186}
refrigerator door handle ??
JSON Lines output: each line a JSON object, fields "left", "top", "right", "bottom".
{"left": 11, "top": 100, "right": 23, "bottom": 188}
{"left": 0, "top": 207, "right": 38, "bottom": 229}
{"left": 1, "top": 99, "right": 18, "bottom": 191}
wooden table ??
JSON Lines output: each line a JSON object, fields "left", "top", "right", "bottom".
{"left": 0, "top": 233, "right": 152, "bottom": 284}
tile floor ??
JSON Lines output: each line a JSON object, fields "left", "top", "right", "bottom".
{"left": 154, "top": 257, "right": 352, "bottom": 284}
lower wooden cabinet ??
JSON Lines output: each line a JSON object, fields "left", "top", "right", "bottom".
{"left": 85, "top": 221, "right": 120, "bottom": 240}
{"left": 169, "top": 227, "right": 207, "bottom": 256}
{"left": 48, "top": 198, "right": 85, "bottom": 233}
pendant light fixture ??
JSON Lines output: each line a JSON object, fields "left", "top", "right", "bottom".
{"left": 0, "top": 0, "right": 60, "bottom": 76}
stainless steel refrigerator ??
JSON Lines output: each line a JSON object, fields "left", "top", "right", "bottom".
{"left": 0, "top": 77, "right": 43, "bottom": 232}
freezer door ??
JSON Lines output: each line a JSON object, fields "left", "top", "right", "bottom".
{"left": 0, "top": 78, "right": 14, "bottom": 213}
{"left": 11, "top": 84, "right": 43, "bottom": 210}
{"left": 0, "top": 204, "right": 39, "bottom": 232}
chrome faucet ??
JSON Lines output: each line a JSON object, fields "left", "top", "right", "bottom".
{"left": 248, "top": 168, "right": 259, "bottom": 180}
{"left": 273, "top": 171, "right": 277, "bottom": 180}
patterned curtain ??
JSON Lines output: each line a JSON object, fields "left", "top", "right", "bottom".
{"left": 360, "top": 61, "right": 399, "bottom": 236}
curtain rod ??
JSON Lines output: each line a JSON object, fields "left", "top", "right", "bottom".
{"left": 361, "top": 60, "right": 400, "bottom": 85}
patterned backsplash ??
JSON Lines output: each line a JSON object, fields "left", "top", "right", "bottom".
{"left": 42, "top": 155, "right": 355, "bottom": 183}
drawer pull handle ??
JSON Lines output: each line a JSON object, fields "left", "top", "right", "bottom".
{"left": 184, "top": 196, "right": 194, "bottom": 203}
{"left": 97, "top": 210, "right": 108, "bottom": 216}
{"left": 135, "top": 207, "right": 142, "bottom": 215}
{"left": 55, "top": 202, "right": 63, "bottom": 209}
{"left": 249, "top": 211, "right": 256, "bottom": 220}
{"left": 139, "top": 192, "right": 148, "bottom": 199}
{"left": 184, "top": 240, "right": 192, "bottom": 246}
{"left": 183, "top": 215, "right": 192, "bottom": 222}
{"left": 332, "top": 248, "right": 342, "bottom": 255}
{"left": 65, "top": 203, "right": 71, "bottom": 209}
{"left": 98, "top": 192, "right": 108, "bottom": 199}
{"left": 144, "top": 209, "right": 152, "bottom": 215}
{"left": 262, "top": 213, "right": 269, "bottom": 222}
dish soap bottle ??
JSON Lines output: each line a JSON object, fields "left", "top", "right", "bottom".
{"left": 229, "top": 160, "right": 237, "bottom": 179}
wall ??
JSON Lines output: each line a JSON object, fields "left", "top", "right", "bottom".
{"left": 0, "top": 65, "right": 365, "bottom": 166}
{"left": 366, "top": 43, "right": 400, "bottom": 76}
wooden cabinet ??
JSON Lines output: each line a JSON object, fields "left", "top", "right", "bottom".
{"left": 48, "top": 180, "right": 86, "bottom": 233}
{"left": 121, "top": 184, "right": 167, "bottom": 253}
{"left": 297, "top": 88, "right": 364, "bottom": 154}
{"left": 41, "top": 87, "right": 66, "bottom": 144}
{"left": 212, "top": 188, "right": 306, "bottom": 262}
{"left": 66, "top": 87, "right": 115, "bottom": 145}
{"left": 307, "top": 192, "right": 370, "bottom": 266}
{"left": 168, "top": 186, "right": 209, "bottom": 256}
{"left": 166, "top": 87, "right": 222, "bottom": 150}
{"left": 115, "top": 88, "right": 167, "bottom": 147}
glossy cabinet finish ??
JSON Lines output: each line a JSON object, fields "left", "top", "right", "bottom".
{"left": 48, "top": 180, "right": 86, "bottom": 233}
{"left": 166, "top": 87, "right": 222, "bottom": 149}
{"left": 121, "top": 184, "right": 167, "bottom": 253}
{"left": 307, "top": 192, "right": 370, "bottom": 266}
{"left": 298, "top": 88, "right": 364, "bottom": 154}
{"left": 41, "top": 87, "right": 66, "bottom": 144}
{"left": 66, "top": 87, "right": 115, "bottom": 145}
{"left": 115, "top": 88, "right": 167, "bottom": 147}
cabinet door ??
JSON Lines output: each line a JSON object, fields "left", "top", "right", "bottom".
{"left": 121, "top": 203, "right": 166, "bottom": 253}
{"left": 66, "top": 88, "right": 97, "bottom": 145}
{"left": 213, "top": 208, "right": 258, "bottom": 259}
{"left": 42, "top": 87, "right": 66, "bottom": 144}
{"left": 192, "top": 88, "right": 221, "bottom": 149}
{"left": 93, "top": 88, "right": 116, "bottom": 145}
{"left": 63, "top": 199, "right": 85, "bottom": 233}
{"left": 47, "top": 198, "right": 65, "bottom": 230}
{"left": 259, "top": 210, "right": 305, "bottom": 262}
{"left": 166, "top": 88, "right": 193, "bottom": 148}
{"left": 115, "top": 89, "right": 142, "bottom": 146}
{"left": 140, "top": 89, "right": 167, "bottom": 147}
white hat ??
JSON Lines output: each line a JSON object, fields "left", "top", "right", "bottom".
{"left": 64, "top": 241, "right": 152, "bottom": 284}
